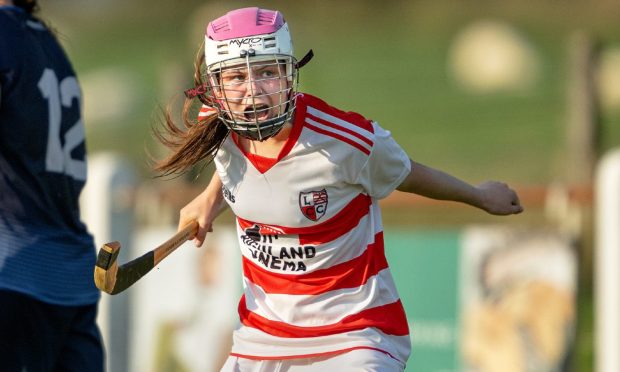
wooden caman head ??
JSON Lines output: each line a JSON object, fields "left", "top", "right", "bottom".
{"left": 93, "top": 221, "right": 198, "bottom": 295}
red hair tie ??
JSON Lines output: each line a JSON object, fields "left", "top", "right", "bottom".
{"left": 184, "top": 83, "right": 209, "bottom": 99}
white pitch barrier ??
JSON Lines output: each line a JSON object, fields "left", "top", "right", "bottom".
{"left": 595, "top": 148, "right": 620, "bottom": 372}
{"left": 81, "top": 152, "right": 136, "bottom": 372}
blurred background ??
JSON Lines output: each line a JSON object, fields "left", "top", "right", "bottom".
{"left": 38, "top": 0, "right": 620, "bottom": 371}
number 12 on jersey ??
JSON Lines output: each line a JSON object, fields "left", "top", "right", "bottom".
{"left": 38, "top": 68, "right": 86, "bottom": 181}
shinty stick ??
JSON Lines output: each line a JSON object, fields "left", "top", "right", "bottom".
{"left": 94, "top": 220, "right": 199, "bottom": 295}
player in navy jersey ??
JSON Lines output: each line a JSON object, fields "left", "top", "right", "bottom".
{"left": 0, "top": 1, "right": 104, "bottom": 371}
{"left": 155, "top": 7, "right": 523, "bottom": 371}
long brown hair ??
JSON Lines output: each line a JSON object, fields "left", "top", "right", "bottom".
{"left": 153, "top": 43, "right": 229, "bottom": 177}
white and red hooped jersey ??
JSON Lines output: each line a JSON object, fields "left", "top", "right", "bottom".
{"left": 213, "top": 93, "right": 412, "bottom": 367}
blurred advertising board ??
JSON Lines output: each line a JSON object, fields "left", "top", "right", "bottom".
{"left": 386, "top": 227, "right": 576, "bottom": 372}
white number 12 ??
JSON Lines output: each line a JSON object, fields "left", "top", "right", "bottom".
{"left": 38, "top": 68, "right": 86, "bottom": 181}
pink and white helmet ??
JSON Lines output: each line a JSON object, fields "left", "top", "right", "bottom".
{"left": 203, "top": 7, "right": 312, "bottom": 141}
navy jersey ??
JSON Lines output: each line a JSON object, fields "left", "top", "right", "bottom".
{"left": 0, "top": 7, "right": 98, "bottom": 305}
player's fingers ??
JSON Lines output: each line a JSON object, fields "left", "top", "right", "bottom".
{"left": 194, "top": 225, "right": 207, "bottom": 247}
{"left": 511, "top": 201, "right": 524, "bottom": 214}
{"left": 509, "top": 201, "right": 523, "bottom": 214}
{"left": 178, "top": 217, "right": 188, "bottom": 231}
{"left": 178, "top": 213, "right": 196, "bottom": 231}
{"left": 193, "top": 222, "right": 213, "bottom": 247}
{"left": 509, "top": 189, "right": 523, "bottom": 214}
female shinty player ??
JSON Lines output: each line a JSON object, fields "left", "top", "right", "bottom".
{"left": 155, "top": 7, "right": 523, "bottom": 371}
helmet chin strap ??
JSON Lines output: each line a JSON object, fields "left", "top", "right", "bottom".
{"left": 225, "top": 112, "right": 290, "bottom": 141}
{"left": 295, "top": 50, "right": 314, "bottom": 69}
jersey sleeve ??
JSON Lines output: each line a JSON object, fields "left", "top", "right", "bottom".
{"left": 354, "top": 122, "right": 411, "bottom": 199}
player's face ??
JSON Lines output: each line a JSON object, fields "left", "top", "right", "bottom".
{"left": 214, "top": 60, "right": 290, "bottom": 122}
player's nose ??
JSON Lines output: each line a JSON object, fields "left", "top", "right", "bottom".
{"left": 244, "top": 78, "right": 262, "bottom": 98}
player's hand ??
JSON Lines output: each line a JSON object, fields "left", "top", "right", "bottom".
{"left": 476, "top": 181, "right": 523, "bottom": 215}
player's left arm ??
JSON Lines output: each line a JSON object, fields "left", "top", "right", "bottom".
{"left": 396, "top": 159, "right": 523, "bottom": 216}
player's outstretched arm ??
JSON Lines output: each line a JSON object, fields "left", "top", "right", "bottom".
{"left": 396, "top": 159, "right": 523, "bottom": 216}
{"left": 178, "top": 171, "right": 228, "bottom": 247}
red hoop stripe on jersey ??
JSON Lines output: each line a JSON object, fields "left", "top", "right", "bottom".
{"left": 239, "top": 296, "right": 409, "bottom": 338}
{"left": 299, "top": 94, "right": 375, "bottom": 133}
{"left": 305, "top": 120, "right": 371, "bottom": 155}
{"left": 237, "top": 193, "right": 372, "bottom": 245}
{"left": 230, "top": 346, "right": 400, "bottom": 362}
{"left": 306, "top": 114, "right": 374, "bottom": 149}
{"left": 306, "top": 107, "right": 374, "bottom": 146}
{"left": 242, "top": 232, "right": 387, "bottom": 295}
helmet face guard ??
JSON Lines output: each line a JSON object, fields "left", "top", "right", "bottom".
{"left": 205, "top": 53, "right": 299, "bottom": 141}
{"left": 203, "top": 8, "right": 300, "bottom": 141}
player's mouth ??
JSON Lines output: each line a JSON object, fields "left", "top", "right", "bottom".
{"left": 243, "top": 104, "right": 270, "bottom": 121}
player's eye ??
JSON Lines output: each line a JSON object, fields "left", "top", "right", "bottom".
{"left": 222, "top": 70, "right": 245, "bottom": 81}
{"left": 259, "top": 68, "right": 280, "bottom": 81}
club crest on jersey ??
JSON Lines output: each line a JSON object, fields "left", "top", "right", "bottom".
{"left": 299, "top": 189, "right": 328, "bottom": 221}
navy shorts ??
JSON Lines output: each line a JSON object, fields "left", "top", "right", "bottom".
{"left": 0, "top": 289, "right": 104, "bottom": 372}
